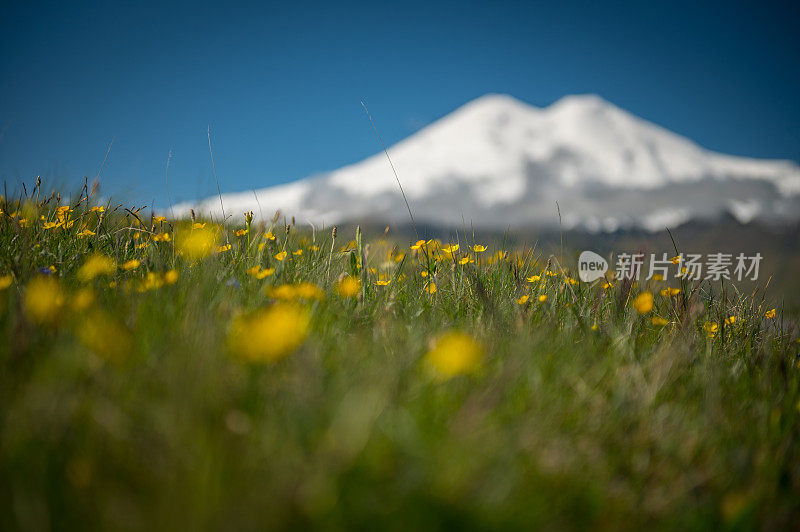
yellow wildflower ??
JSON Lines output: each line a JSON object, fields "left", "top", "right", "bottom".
{"left": 632, "top": 291, "right": 654, "bottom": 314}
{"left": 0, "top": 275, "right": 12, "bottom": 290}
{"left": 764, "top": 309, "right": 776, "bottom": 319}
{"left": 78, "top": 254, "right": 116, "bottom": 282}
{"left": 651, "top": 316, "right": 669, "bottom": 326}
{"left": 176, "top": 226, "right": 217, "bottom": 260}
{"left": 264, "top": 232, "right": 276, "bottom": 241}
{"left": 660, "top": 287, "right": 681, "bottom": 297}
{"left": 704, "top": 321, "right": 719, "bottom": 338}
{"left": 602, "top": 282, "right": 613, "bottom": 289}
{"left": 152, "top": 232, "right": 171, "bottom": 242}
{"left": 652, "top": 274, "right": 664, "bottom": 281}
{"left": 538, "top": 294, "right": 548, "bottom": 303}
{"left": 375, "top": 279, "right": 391, "bottom": 286}
{"left": 43, "top": 221, "right": 61, "bottom": 230}
{"left": 526, "top": 275, "right": 541, "bottom": 283}
{"left": 293, "top": 249, "right": 303, "bottom": 256}
{"left": 670, "top": 255, "right": 682, "bottom": 264}
{"left": 217, "top": 244, "right": 232, "bottom": 253}
{"left": 229, "top": 304, "right": 310, "bottom": 363}
{"left": 516, "top": 295, "right": 529, "bottom": 305}
{"left": 410, "top": 240, "right": 427, "bottom": 251}
{"left": 152, "top": 215, "right": 166, "bottom": 223}
{"left": 425, "top": 282, "right": 437, "bottom": 294}
{"left": 235, "top": 229, "right": 248, "bottom": 236}
{"left": 192, "top": 222, "right": 207, "bottom": 229}
{"left": 441, "top": 244, "right": 459, "bottom": 254}
{"left": 274, "top": 251, "right": 288, "bottom": 261}
{"left": 24, "top": 276, "right": 64, "bottom": 325}
{"left": 336, "top": 276, "right": 361, "bottom": 297}
{"left": 424, "top": 331, "right": 483, "bottom": 380}
{"left": 90, "top": 206, "right": 106, "bottom": 213}
{"left": 471, "top": 245, "right": 487, "bottom": 253}
{"left": 121, "top": 259, "right": 141, "bottom": 271}
{"left": 458, "top": 256, "right": 473, "bottom": 265}
{"left": 724, "top": 316, "right": 737, "bottom": 325}
{"left": 77, "top": 229, "right": 95, "bottom": 238}
{"left": 164, "top": 270, "right": 179, "bottom": 284}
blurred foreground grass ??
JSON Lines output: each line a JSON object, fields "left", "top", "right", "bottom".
{"left": 1, "top": 186, "right": 799, "bottom": 530}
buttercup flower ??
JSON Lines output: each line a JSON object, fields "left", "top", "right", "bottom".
{"left": 424, "top": 331, "right": 483, "bottom": 380}
{"left": 632, "top": 291, "right": 654, "bottom": 314}
{"left": 229, "top": 303, "right": 310, "bottom": 363}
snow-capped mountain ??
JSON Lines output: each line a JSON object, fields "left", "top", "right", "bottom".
{"left": 175, "top": 94, "right": 800, "bottom": 231}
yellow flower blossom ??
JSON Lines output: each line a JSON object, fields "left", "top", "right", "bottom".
{"left": 441, "top": 244, "right": 459, "bottom": 254}
{"left": 228, "top": 303, "right": 310, "bottom": 364}
{"left": 458, "top": 256, "right": 474, "bottom": 265}
{"left": 264, "top": 232, "right": 276, "bottom": 241}
{"left": 164, "top": 270, "right": 179, "bottom": 284}
{"left": 471, "top": 245, "right": 487, "bottom": 253}
{"left": 516, "top": 295, "right": 529, "bottom": 305}
{"left": 121, "top": 259, "right": 141, "bottom": 271}
{"left": 602, "top": 282, "right": 613, "bottom": 289}
{"left": 651, "top": 316, "right": 669, "bottom": 326}
{"left": 152, "top": 232, "right": 171, "bottom": 242}
{"left": 77, "top": 229, "right": 96, "bottom": 238}
{"left": 176, "top": 226, "right": 217, "bottom": 260}
{"left": 192, "top": 222, "right": 207, "bottom": 229}
{"left": 43, "top": 221, "right": 61, "bottom": 230}
{"left": 764, "top": 309, "right": 776, "bottom": 319}
{"left": 90, "top": 206, "right": 106, "bottom": 213}
{"left": 527, "top": 275, "right": 541, "bottom": 283}
{"left": 425, "top": 282, "right": 437, "bottom": 294}
{"left": 0, "top": 275, "right": 12, "bottom": 290}
{"left": 538, "top": 294, "right": 548, "bottom": 303}
{"left": 24, "top": 276, "right": 64, "bottom": 325}
{"left": 246, "top": 266, "right": 274, "bottom": 279}
{"left": 78, "top": 254, "right": 116, "bottom": 282}
{"left": 724, "top": 316, "right": 737, "bottom": 325}
{"left": 152, "top": 215, "right": 165, "bottom": 223}
{"left": 704, "top": 321, "right": 719, "bottom": 338}
{"left": 336, "top": 276, "right": 361, "bottom": 297}
{"left": 410, "top": 240, "right": 427, "bottom": 251}
{"left": 652, "top": 274, "right": 664, "bottom": 281}
{"left": 632, "top": 291, "right": 654, "bottom": 314}
{"left": 660, "top": 287, "right": 681, "bottom": 297}
{"left": 375, "top": 279, "right": 391, "bottom": 286}
{"left": 293, "top": 249, "right": 303, "bottom": 256}
{"left": 424, "top": 331, "right": 483, "bottom": 380}
{"left": 217, "top": 244, "right": 232, "bottom": 253}
{"left": 235, "top": 229, "right": 248, "bottom": 236}
{"left": 274, "top": 251, "right": 288, "bottom": 261}
{"left": 670, "top": 255, "right": 682, "bottom": 264}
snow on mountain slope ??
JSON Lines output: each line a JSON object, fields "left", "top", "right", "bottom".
{"left": 174, "top": 94, "right": 800, "bottom": 230}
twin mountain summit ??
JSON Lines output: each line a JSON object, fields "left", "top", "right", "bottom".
{"left": 177, "top": 94, "right": 800, "bottom": 231}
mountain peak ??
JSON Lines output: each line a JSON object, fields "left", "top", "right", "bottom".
{"left": 177, "top": 93, "right": 800, "bottom": 230}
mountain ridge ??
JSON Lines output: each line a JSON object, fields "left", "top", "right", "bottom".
{"left": 175, "top": 94, "right": 800, "bottom": 231}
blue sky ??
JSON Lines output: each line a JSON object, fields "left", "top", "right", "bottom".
{"left": 1, "top": 0, "right": 798, "bottom": 206}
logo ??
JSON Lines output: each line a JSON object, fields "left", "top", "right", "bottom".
{"left": 578, "top": 251, "right": 609, "bottom": 282}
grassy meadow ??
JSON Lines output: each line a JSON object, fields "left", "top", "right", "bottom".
{"left": 1, "top": 184, "right": 799, "bottom": 530}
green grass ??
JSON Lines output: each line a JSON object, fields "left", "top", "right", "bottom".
{"left": 1, "top": 189, "right": 799, "bottom": 530}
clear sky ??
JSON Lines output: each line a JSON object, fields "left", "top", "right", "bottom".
{"left": 1, "top": 0, "right": 798, "bottom": 206}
